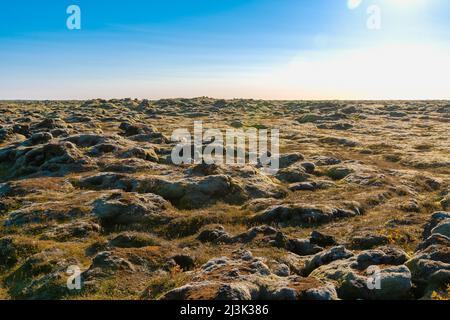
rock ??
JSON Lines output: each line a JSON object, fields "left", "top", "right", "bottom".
{"left": 120, "top": 147, "right": 159, "bottom": 162}
{"left": 390, "top": 111, "right": 408, "bottom": 118}
{"left": 289, "top": 180, "right": 335, "bottom": 192}
{"left": 341, "top": 106, "right": 357, "bottom": 114}
{"left": 13, "top": 123, "right": 31, "bottom": 137}
{"left": 273, "top": 264, "right": 290, "bottom": 277}
{"left": 161, "top": 281, "right": 257, "bottom": 300}
{"left": 188, "top": 163, "right": 224, "bottom": 176}
{"left": 406, "top": 214, "right": 450, "bottom": 298}
{"left": 284, "top": 238, "right": 323, "bottom": 256}
{"left": 424, "top": 177, "right": 442, "bottom": 191}
{"left": 278, "top": 153, "right": 304, "bottom": 169}
{"left": 431, "top": 220, "right": 450, "bottom": 238}
{"left": 119, "top": 122, "right": 156, "bottom": 137}
{"left": 349, "top": 233, "right": 389, "bottom": 250}
{"left": 109, "top": 232, "right": 159, "bottom": 248}
{"left": 407, "top": 246, "right": 450, "bottom": 278}
{"left": 50, "top": 128, "right": 70, "bottom": 137}
{"left": 326, "top": 166, "right": 354, "bottom": 180}
{"left": 83, "top": 251, "right": 135, "bottom": 279}
{"left": 252, "top": 205, "right": 362, "bottom": 227}
{"left": 311, "top": 258, "right": 412, "bottom": 300}
{"left": 32, "top": 118, "right": 67, "bottom": 131}
{"left": 399, "top": 199, "right": 420, "bottom": 212}
{"left": 76, "top": 173, "right": 133, "bottom": 191}
{"left": 178, "top": 175, "right": 246, "bottom": 209}
{"left": 8, "top": 142, "right": 92, "bottom": 178}
{"left": 276, "top": 166, "right": 311, "bottom": 183}
{"left": 313, "top": 156, "right": 341, "bottom": 166}
{"left": 63, "top": 134, "right": 113, "bottom": 148}
{"left": 422, "top": 211, "right": 450, "bottom": 239}
{"left": 197, "top": 226, "right": 233, "bottom": 244}
{"left": 127, "top": 132, "right": 169, "bottom": 144}
{"left": 423, "top": 269, "right": 450, "bottom": 298}
{"left": 161, "top": 250, "right": 338, "bottom": 300}
{"left": 230, "top": 120, "right": 243, "bottom": 128}
{"left": 41, "top": 221, "right": 101, "bottom": 241}
{"left": 289, "top": 182, "right": 315, "bottom": 191}
{"left": 88, "top": 143, "right": 121, "bottom": 156}
{"left": 354, "top": 246, "right": 409, "bottom": 270}
{"left": 231, "top": 225, "right": 278, "bottom": 244}
{"left": 416, "top": 234, "right": 450, "bottom": 252}
{"left": 303, "top": 246, "right": 354, "bottom": 276}
{"left": 99, "top": 158, "right": 160, "bottom": 173}
{"left": 300, "top": 162, "right": 315, "bottom": 174}
{"left": 92, "top": 192, "right": 172, "bottom": 227}
{"left": 317, "top": 122, "right": 353, "bottom": 131}
{"left": 0, "top": 128, "right": 26, "bottom": 144}
{"left": 26, "top": 132, "right": 53, "bottom": 145}
{"left": 169, "top": 254, "right": 195, "bottom": 271}
{"left": 297, "top": 113, "right": 322, "bottom": 123}
{"left": 320, "top": 136, "right": 359, "bottom": 148}
{"left": 310, "top": 231, "right": 337, "bottom": 247}
{"left": 198, "top": 225, "right": 322, "bottom": 257}
{"left": 302, "top": 283, "right": 339, "bottom": 300}
{"left": 135, "top": 174, "right": 249, "bottom": 209}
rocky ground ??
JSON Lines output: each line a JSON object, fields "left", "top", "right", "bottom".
{"left": 0, "top": 98, "right": 449, "bottom": 300}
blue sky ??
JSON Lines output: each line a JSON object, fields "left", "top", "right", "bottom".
{"left": 1, "top": 0, "right": 449, "bottom": 99}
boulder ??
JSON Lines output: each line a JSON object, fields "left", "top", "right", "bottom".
{"left": 120, "top": 147, "right": 159, "bottom": 162}
{"left": 431, "top": 220, "right": 450, "bottom": 238}
{"left": 41, "top": 221, "right": 101, "bottom": 241}
{"left": 310, "top": 231, "right": 337, "bottom": 247}
{"left": 119, "top": 122, "right": 156, "bottom": 137}
{"left": 422, "top": 211, "right": 450, "bottom": 239}
{"left": 406, "top": 213, "right": 450, "bottom": 297}
{"left": 83, "top": 251, "right": 135, "bottom": 280}
{"left": 302, "top": 246, "right": 354, "bottom": 276}
{"left": 32, "top": 118, "right": 67, "bottom": 131}
{"left": 169, "top": 254, "right": 196, "bottom": 271}
{"left": 135, "top": 175, "right": 250, "bottom": 209}
{"left": 276, "top": 166, "right": 311, "bottom": 183}
{"left": 354, "top": 246, "right": 409, "bottom": 270}
{"left": 8, "top": 142, "right": 92, "bottom": 178}
{"left": 92, "top": 192, "right": 172, "bottom": 227}
{"left": 252, "top": 205, "right": 362, "bottom": 226}
{"left": 326, "top": 166, "right": 354, "bottom": 180}
{"left": 108, "top": 232, "right": 159, "bottom": 248}
{"left": 311, "top": 259, "right": 412, "bottom": 300}
{"left": 349, "top": 233, "right": 389, "bottom": 250}
{"left": 197, "top": 226, "right": 233, "bottom": 244}
{"left": 278, "top": 153, "right": 304, "bottom": 169}
{"left": 76, "top": 172, "right": 134, "bottom": 191}
{"left": 161, "top": 250, "right": 338, "bottom": 300}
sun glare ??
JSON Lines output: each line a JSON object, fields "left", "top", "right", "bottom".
{"left": 260, "top": 42, "right": 450, "bottom": 100}
{"left": 347, "top": 0, "right": 363, "bottom": 10}
{"left": 383, "top": 0, "right": 429, "bottom": 8}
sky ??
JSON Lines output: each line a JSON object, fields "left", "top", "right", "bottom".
{"left": 0, "top": 0, "right": 449, "bottom": 100}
